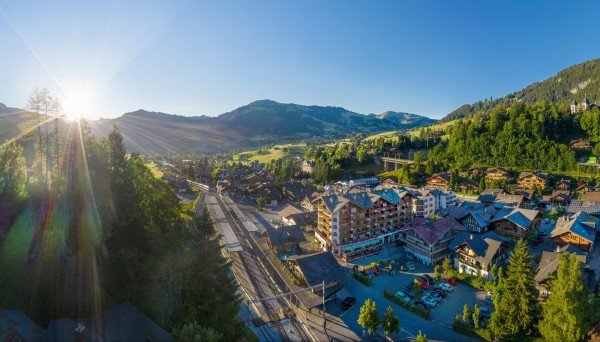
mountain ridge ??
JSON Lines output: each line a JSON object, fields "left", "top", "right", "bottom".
{"left": 85, "top": 99, "right": 434, "bottom": 153}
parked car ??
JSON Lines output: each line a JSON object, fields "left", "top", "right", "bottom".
{"left": 437, "top": 282, "right": 453, "bottom": 292}
{"left": 422, "top": 274, "right": 433, "bottom": 283}
{"left": 342, "top": 296, "right": 356, "bottom": 310}
{"left": 406, "top": 262, "right": 415, "bottom": 271}
{"left": 444, "top": 277, "right": 458, "bottom": 286}
{"left": 484, "top": 294, "right": 493, "bottom": 305}
{"left": 420, "top": 295, "right": 437, "bottom": 308}
{"left": 417, "top": 278, "right": 430, "bottom": 290}
{"left": 433, "top": 289, "right": 448, "bottom": 298}
{"left": 430, "top": 291, "right": 443, "bottom": 302}
{"left": 403, "top": 284, "right": 414, "bottom": 293}
{"left": 395, "top": 291, "right": 411, "bottom": 303}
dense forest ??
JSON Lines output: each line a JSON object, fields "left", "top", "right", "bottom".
{"left": 428, "top": 102, "right": 581, "bottom": 172}
{"left": 442, "top": 58, "right": 600, "bottom": 122}
{"left": 0, "top": 89, "right": 250, "bottom": 340}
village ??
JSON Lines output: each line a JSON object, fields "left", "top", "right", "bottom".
{"left": 151, "top": 150, "right": 600, "bottom": 341}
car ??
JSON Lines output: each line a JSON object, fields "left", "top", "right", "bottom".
{"left": 420, "top": 295, "right": 437, "bottom": 308}
{"left": 341, "top": 296, "right": 356, "bottom": 310}
{"left": 430, "top": 291, "right": 443, "bottom": 302}
{"left": 484, "top": 294, "right": 493, "bottom": 305}
{"left": 417, "top": 278, "right": 430, "bottom": 290}
{"left": 395, "top": 291, "right": 411, "bottom": 303}
{"left": 433, "top": 289, "right": 448, "bottom": 298}
{"left": 403, "top": 284, "right": 414, "bottom": 293}
{"left": 406, "top": 262, "right": 415, "bottom": 271}
{"left": 422, "top": 274, "right": 433, "bottom": 283}
{"left": 444, "top": 277, "right": 458, "bottom": 286}
{"left": 437, "top": 282, "right": 453, "bottom": 292}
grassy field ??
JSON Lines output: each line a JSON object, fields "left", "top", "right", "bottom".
{"left": 363, "top": 130, "right": 399, "bottom": 141}
{"left": 408, "top": 119, "right": 458, "bottom": 138}
{"left": 146, "top": 162, "right": 164, "bottom": 179}
{"left": 233, "top": 143, "right": 306, "bottom": 163}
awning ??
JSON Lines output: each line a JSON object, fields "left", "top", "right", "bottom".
{"left": 340, "top": 237, "right": 383, "bottom": 252}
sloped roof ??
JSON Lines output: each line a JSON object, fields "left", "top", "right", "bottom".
{"left": 428, "top": 172, "right": 451, "bottom": 182}
{"left": 457, "top": 234, "right": 506, "bottom": 265}
{"left": 373, "top": 189, "right": 401, "bottom": 205}
{"left": 481, "top": 188, "right": 504, "bottom": 196}
{"left": 0, "top": 310, "right": 44, "bottom": 341}
{"left": 518, "top": 171, "right": 549, "bottom": 181}
{"left": 567, "top": 200, "right": 600, "bottom": 215}
{"left": 403, "top": 216, "right": 466, "bottom": 245}
{"left": 534, "top": 249, "right": 586, "bottom": 283}
{"left": 485, "top": 167, "right": 509, "bottom": 174}
{"left": 491, "top": 207, "right": 540, "bottom": 229}
{"left": 287, "top": 252, "right": 341, "bottom": 287}
{"left": 88, "top": 301, "right": 173, "bottom": 341}
{"left": 263, "top": 224, "right": 306, "bottom": 245}
{"left": 279, "top": 204, "right": 304, "bottom": 218}
{"left": 550, "top": 211, "right": 598, "bottom": 242}
{"left": 495, "top": 194, "right": 525, "bottom": 206}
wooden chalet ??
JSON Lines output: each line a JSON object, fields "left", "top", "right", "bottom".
{"left": 484, "top": 167, "right": 510, "bottom": 181}
{"left": 516, "top": 172, "right": 549, "bottom": 190}
{"left": 569, "top": 138, "right": 592, "bottom": 150}
{"left": 551, "top": 212, "right": 598, "bottom": 253}
{"left": 426, "top": 172, "right": 451, "bottom": 190}
{"left": 490, "top": 207, "right": 541, "bottom": 240}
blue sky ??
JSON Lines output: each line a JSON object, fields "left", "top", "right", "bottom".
{"left": 1, "top": 0, "right": 599, "bottom": 119}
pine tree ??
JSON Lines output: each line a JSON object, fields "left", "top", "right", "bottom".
{"left": 357, "top": 299, "right": 380, "bottom": 335}
{"left": 382, "top": 306, "right": 400, "bottom": 337}
{"left": 539, "top": 253, "right": 596, "bottom": 342}
{"left": 490, "top": 239, "right": 540, "bottom": 338}
{"left": 415, "top": 330, "right": 427, "bottom": 342}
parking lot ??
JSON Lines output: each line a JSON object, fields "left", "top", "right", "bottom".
{"left": 331, "top": 247, "right": 487, "bottom": 341}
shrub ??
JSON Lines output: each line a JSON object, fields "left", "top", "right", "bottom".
{"left": 383, "top": 290, "right": 430, "bottom": 319}
{"left": 353, "top": 271, "right": 372, "bottom": 287}
{"left": 452, "top": 318, "right": 493, "bottom": 341}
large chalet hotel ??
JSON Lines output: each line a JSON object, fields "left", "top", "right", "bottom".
{"left": 313, "top": 184, "right": 456, "bottom": 261}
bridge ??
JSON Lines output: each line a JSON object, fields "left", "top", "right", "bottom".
{"left": 379, "top": 153, "right": 425, "bottom": 171}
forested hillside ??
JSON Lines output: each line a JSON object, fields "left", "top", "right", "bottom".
{"left": 442, "top": 58, "right": 600, "bottom": 122}
{"left": 428, "top": 102, "right": 579, "bottom": 172}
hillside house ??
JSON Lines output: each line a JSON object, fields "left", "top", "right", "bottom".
{"left": 484, "top": 167, "right": 510, "bottom": 181}
{"left": 426, "top": 172, "right": 451, "bottom": 190}
{"left": 517, "top": 172, "right": 549, "bottom": 190}
{"left": 550, "top": 211, "right": 598, "bottom": 253}
{"left": 262, "top": 224, "right": 306, "bottom": 254}
{"left": 400, "top": 216, "right": 466, "bottom": 265}
{"left": 453, "top": 232, "right": 510, "bottom": 280}
{"left": 569, "top": 138, "right": 592, "bottom": 149}
{"left": 490, "top": 207, "right": 541, "bottom": 240}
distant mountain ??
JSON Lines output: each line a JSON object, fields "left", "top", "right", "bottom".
{"left": 441, "top": 58, "right": 600, "bottom": 122}
{"left": 88, "top": 100, "right": 434, "bottom": 153}
{"left": 0, "top": 103, "right": 36, "bottom": 143}
{"left": 376, "top": 111, "right": 433, "bottom": 126}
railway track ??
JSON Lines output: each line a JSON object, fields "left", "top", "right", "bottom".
{"left": 216, "top": 195, "right": 311, "bottom": 342}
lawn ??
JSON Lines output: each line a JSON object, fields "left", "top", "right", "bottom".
{"left": 233, "top": 143, "right": 306, "bottom": 163}
{"left": 146, "top": 162, "right": 164, "bottom": 179}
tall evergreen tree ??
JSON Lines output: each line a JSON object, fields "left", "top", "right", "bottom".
{"left": 357, "top": 299, "right": 380, "bottom": 335}
{"left": 490, "top": 240, "right": 540, "bottom": 338}
{"left": 539, "top": 253, "right": 597, "bottom": 342}
{"left": 382, "top": 306, "right": 400, "bottom": 337}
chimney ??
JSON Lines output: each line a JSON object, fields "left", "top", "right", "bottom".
{"left": 75, "top": 321, "right": 85, "bottom": 342}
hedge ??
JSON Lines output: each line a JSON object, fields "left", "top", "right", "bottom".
{"left": 452, "top": 319, "right": 493, "bottom": 341}
{"left": 353, "top": 271, "right": 371, "bottom": 287}
{"left": 382, "top": 290, "right": 430, "bottom": 319}
{"left": 455, "top": 273, "right": 495, "bottom": 292}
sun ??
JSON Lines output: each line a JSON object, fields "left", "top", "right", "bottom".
{"left": 63, "top": 88, "right": 94, "bottom": 121}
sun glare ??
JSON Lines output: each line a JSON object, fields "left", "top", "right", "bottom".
{"left": 63, "top": 88, "right": 94, "bottom": 121}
